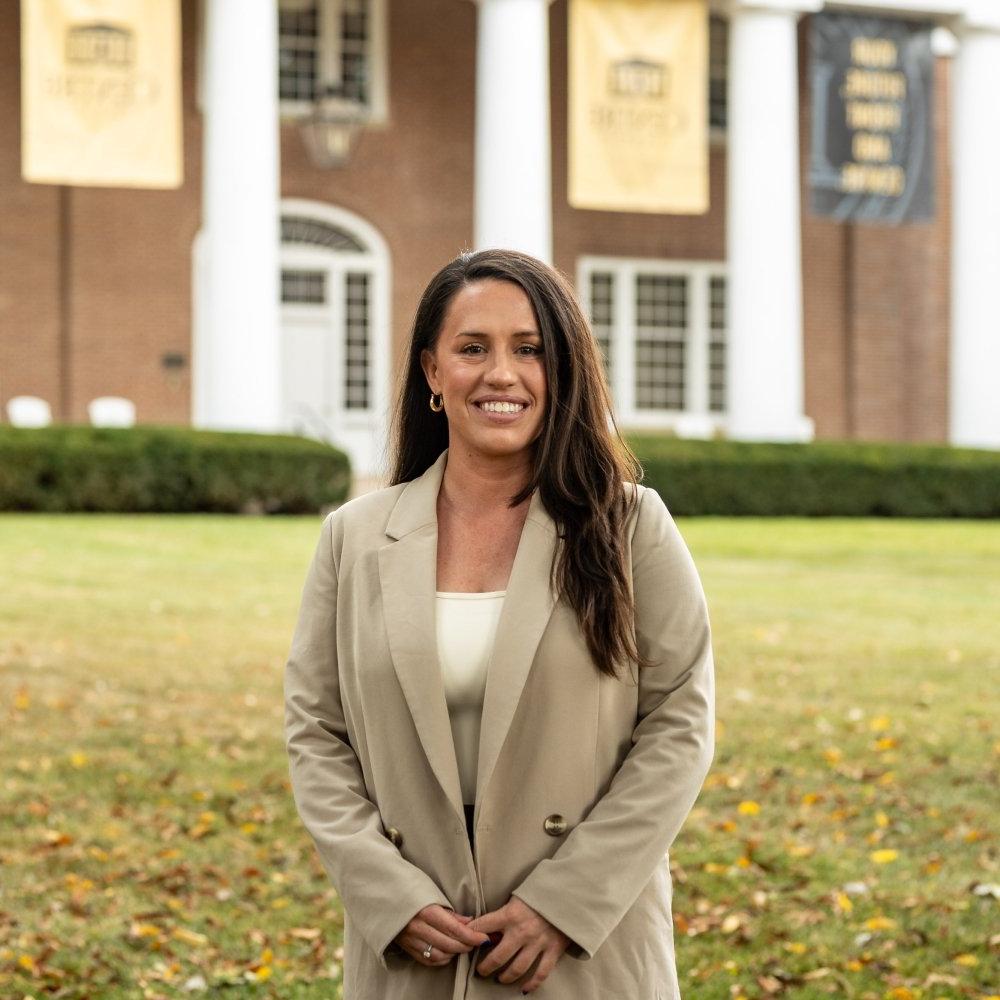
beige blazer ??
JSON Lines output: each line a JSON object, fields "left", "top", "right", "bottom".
{"left": 284, "top": 447, "right": 716, "bottom": 1000}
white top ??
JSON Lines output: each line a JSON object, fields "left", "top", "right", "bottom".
{"left": 435, "top": 590, "right": 506, "bottom": 806}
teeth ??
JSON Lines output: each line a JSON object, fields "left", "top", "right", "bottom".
{"left": 479, "top": 401, "right": 524, "bottom": 413}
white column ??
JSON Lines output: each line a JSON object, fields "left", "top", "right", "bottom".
{"left": 950, "top": 2, "right": 1000, "bottom": 449}
{"left": 199, "top": 0, "right": 281, "bottom": 432}
{"left": 726, "top": 0, "right": 818, "bottom": 442}
{"left": 470, "top": 0, "right": 554, "bottom": 262}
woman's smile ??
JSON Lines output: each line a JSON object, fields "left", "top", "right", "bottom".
{"left": 473, "top": 399, "right": 530, "bottom": 423}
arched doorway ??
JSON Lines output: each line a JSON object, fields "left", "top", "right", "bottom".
{"left": 278, "top": 199, "right": 391, "bottom": 477}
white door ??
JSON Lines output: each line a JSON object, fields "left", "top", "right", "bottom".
{"left": 279, "top": 232, "right": 388, "bottom": 477}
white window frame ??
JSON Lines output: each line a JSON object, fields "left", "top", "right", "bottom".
{"left": 578, "top": 256, "right": 729, "bottom": 439}
{"left": 277, "top": 0, "right": 389, "bottom": 125}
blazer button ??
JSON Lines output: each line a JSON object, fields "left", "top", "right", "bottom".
{"left": 543, "top": 814, "right": 567, "bottom": 836}
{"left": 385, "top": 826, "right": 404, "bottom": 848}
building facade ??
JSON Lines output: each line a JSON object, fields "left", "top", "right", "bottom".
{"left": 2, "top": 0, "right": 998, "bottom": 476}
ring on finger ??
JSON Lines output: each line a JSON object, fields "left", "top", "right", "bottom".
{"left": 422, "top": 942, "right": 433, "bottom": 959}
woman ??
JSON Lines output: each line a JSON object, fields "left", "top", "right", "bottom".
{"left": 284, "top": 249, "right": 716, "bottom": 999}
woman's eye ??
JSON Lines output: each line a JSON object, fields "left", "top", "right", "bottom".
{"left": 460, "top": 344, "right": 542, "bottom": 355}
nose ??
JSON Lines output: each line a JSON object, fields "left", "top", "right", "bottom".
{"left": 484, "top": 356, "right": 516, "bottom": 385}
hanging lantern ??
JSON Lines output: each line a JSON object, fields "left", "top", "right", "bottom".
{"left": 299, "top": 87, "right": 369, "bottom": 169}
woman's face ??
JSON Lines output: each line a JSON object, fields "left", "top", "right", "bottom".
{"left": 420, "top": 278, "right": 548, "bottom": 462}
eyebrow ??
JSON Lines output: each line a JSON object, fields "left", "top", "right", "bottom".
{"left": 456, "top": 330, "right": 540, "bottom": 338}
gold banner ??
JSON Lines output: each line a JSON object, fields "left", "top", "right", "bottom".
{"left": 21, "top": 0, "right": 183, "bottom": 188}
{"left": 569, "top": 0, "right": 708, "bottom": 214}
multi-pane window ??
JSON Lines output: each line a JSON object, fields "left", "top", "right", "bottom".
{"left": 282, "top": 269, "right": 327, "bottom": 304}
{"left": 588, "top": 272, "right": 614, "bottom": 375}
{"left": 278, "top": 0, "right": 382, "bottom": 113}
{"left": 340, "top": 0, "right": 369, "bottom": 104}
{"left": 278, "top": 3, "right": 320, "bottom": 102}
{"left": 580, "top": 260, "right": 728, "bottom": 425}
{"left": 708, "top": 276, "right": 727, "bottom": 412}
{"left": 709, "top": 15, "right": 728, "bottom": 131}
{"left": 635, "top": 276, "right": 687, "bottom": 410}
{"left": 344, "top": 272, "right": 370, "bottom": 409}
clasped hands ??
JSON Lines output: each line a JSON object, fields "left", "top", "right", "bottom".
{"left": 394, "top": 896, "right": 571, "bottom": 994}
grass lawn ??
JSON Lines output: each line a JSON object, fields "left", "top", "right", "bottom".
{"left": 0, "top": 513, "right": 997, "bottom": 999}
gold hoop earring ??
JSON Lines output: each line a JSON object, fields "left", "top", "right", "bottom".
{"left": 429, "top": 392, "right": 444, "bottom": 412}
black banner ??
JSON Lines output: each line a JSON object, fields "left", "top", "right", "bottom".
{"left": 808, "top": 13, "right": 934, "bottom": 224}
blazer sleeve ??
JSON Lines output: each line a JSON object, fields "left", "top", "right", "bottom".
{"left": 510, "top": 486, "right": 716, "bottom": 960}
{"left": 283, "top": 512, "right": 453, "bottom": 969}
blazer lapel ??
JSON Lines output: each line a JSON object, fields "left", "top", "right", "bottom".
{"left": 377, "top": 448, "right": 560, "bottom": 829}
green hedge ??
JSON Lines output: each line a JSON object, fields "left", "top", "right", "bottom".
{"left": 3, "top": 427, "right": 996, "bottom": 517}
{"left": 0, "top": 425, "right": 351, "bottom": 513}
{"left": 625, "top": 435, "right": 1000, "bottom": 517}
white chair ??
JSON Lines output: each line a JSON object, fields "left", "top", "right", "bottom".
{"left": 7, "top": 396, "right": 52, "bottom": 427}
{"left": 88, "top": 396, "right": 136, "bottom": 427}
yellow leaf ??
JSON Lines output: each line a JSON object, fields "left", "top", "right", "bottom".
{"left": 865, "top": 916, "right": 896, "bottom": 931}
{"left": 69, "top": 751, "right": 88, "bottom": 768}
{"left": 785, "top": 942, "right": 807, "bottom": 954}
{"left": 875, "top": 811, "right": 890, "bottom": 828}
{"left": 874, "top": 737, "right": 897, "bottom": 751}
{"left": 14, "top": 689, "right": 30, "bottom": 711}
{"left": 260, "top": 947, "right": 274, "bottom": 964}
{"left": 130, "top": 923, "right": 162, "bottom": 939}
{"left": 870, "top": 715, "right": 891, "bottom": 732}
{"left": 254, "top": 966, "right": 272, "bottom": 981}
{"left": 952, "top": 953, "right": 978, "bottom": 966}
{"left": 870, "top": 849, "right": 899, "bottom": 864}
{"left": 737, "top": 800, "right": 760, "bottom": 815}
{"left": 846, "top": 959, "right": 863, "bottom": 971}
{"left": 801, "top": 792, "right": 821, "bottom": 805}
{"left": 18, "top": 954, "right": 36, "bottom": 971}
{"left": 885, "top": 988, "right": 914, "bottom": 999}
{"left": 703, "top": 862, "right": 730, "bottom": 873}
{"left": 736, "top": 856, "right": 751, "bottom": 868}
{"left": 835, "top": 892, "right": 853, "bottom": 913}
{"left": 719, "top": 819, "right": 737, "bottom": 832}
{"left": 823, "top": 747, "right": 843, "bottom": 765}
{"left": 172, "top": 927, "right": 208, "bottom": 947}
{"left": 241, "top": 822, "right": 258, "bottom": 835}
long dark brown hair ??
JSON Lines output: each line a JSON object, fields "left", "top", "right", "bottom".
{"left": 385, "top": 248, "right": 656, "bottom": 679}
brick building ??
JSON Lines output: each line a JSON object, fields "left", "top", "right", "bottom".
{"left": 2, "top": 0, "right": 998, "bottom": 476}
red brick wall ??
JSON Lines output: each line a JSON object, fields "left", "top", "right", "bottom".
{"left": 0, "top": 0, "right": 203, "bottom": 425}
{"left": 0, "top": 2, "right": 952, "bottom": 443}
